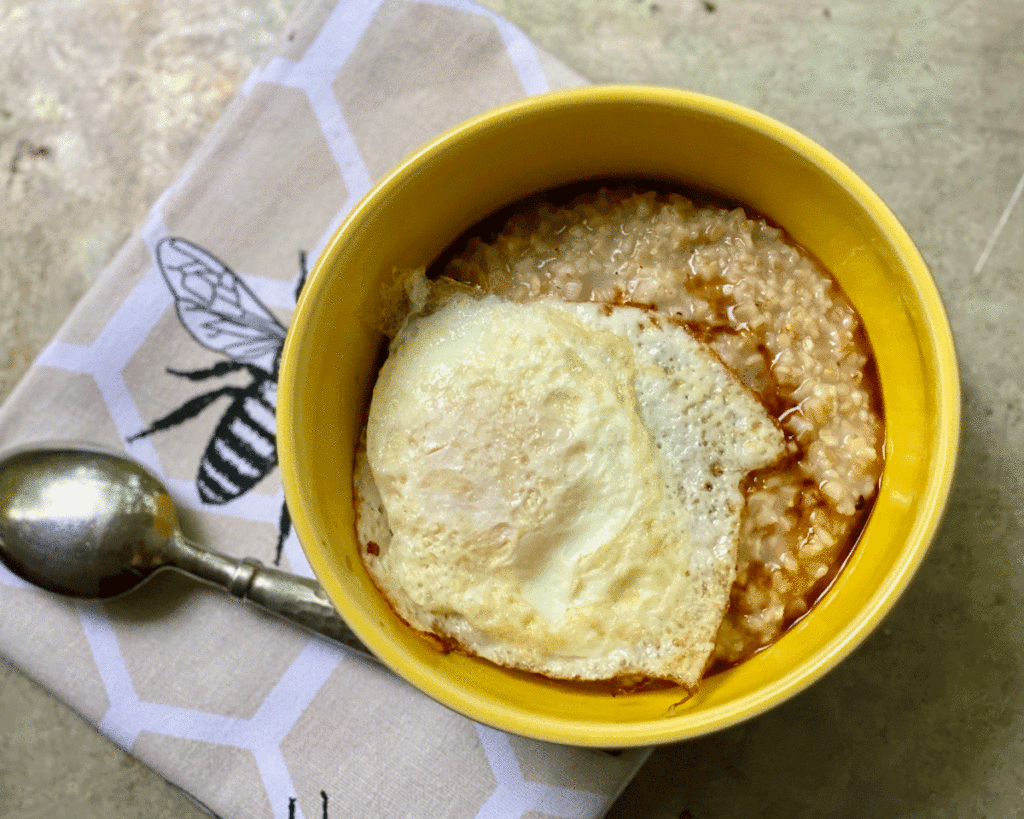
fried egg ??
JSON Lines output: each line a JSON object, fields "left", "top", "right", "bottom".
{"left": 355, "top": 283, "right": 784, "bottom": 688}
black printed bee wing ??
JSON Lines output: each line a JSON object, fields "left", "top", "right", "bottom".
{"left": 156, "top": 237, "right": 287, "bottom": 375}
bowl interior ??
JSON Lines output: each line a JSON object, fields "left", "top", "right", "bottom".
{"left": 278, "top": 87, "right": 959, "bottom": 746}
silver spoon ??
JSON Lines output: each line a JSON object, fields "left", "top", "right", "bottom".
{"left": 0, "top": 442, "right": 366, "bottom": 653}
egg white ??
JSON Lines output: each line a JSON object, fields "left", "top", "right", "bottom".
{"left": 356, "top": 284, "right": 784, "bottom": 687}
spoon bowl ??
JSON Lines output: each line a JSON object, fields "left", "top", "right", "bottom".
{"left": 0, "top": 444, "right": 174, "bottom": 598}
{"left": 0, "top": 443, "right": 365, "bottom": 652}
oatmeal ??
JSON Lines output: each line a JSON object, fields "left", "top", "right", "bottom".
{"left": 442, "top": 185, "right": 885, "bottom": 667}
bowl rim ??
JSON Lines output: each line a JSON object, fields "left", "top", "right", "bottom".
{"left": 279, "top": 84, "right": 961, "bottom": 746}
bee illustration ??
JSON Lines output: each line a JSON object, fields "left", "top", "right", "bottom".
{"left": 128, "top": 237, "right": 307, "bottom": 563}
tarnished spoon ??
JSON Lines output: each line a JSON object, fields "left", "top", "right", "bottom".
{"left": 0, "top": 443, "right": 365, "bottom": 653}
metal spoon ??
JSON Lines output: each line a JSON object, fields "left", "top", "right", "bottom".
{"left": 0, "top": 442, "right": 366, "bottom": 653}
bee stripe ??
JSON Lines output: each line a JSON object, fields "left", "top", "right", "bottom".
{"left": 199, "top": 458, "right": 243, "bottom": 500}
{"left": 211, "top": 437, "right": 263, "bottom": 479}
{"left": 229, "top": 414, "right": 275, "bottom": 460}
{"left": 251, "top": 379, "right": 278, "bottom": 420}
{"left": 200, "top": 439, "right": 264, "bottom": 504}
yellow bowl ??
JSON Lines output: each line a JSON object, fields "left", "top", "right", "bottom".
{"left": 278, "top": 86, "right": 959, "bottom": 747}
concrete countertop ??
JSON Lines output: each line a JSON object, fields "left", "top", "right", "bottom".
{"left": 2, "top": 0, "right": 1021, "bottom": 816}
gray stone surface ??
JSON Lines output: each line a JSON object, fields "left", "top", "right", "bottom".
{"left": 1, "top": 0, "right": 1022, "bottom": 817}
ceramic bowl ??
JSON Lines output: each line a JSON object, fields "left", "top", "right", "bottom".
{"left": 278, "top": 86, "right": 959, "bottom": 747}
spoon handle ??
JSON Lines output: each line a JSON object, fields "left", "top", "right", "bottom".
{"left": 230, "top": 558, "right": 369, "bottom": 654}
{"left": 170, "top": 536, "right": 369, "bottom": 655}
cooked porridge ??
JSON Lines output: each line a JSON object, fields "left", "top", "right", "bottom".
{"left": 441, "top": 185, "right": 885, "bottom": 668}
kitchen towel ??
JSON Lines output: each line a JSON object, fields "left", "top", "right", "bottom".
{"left": 0, "top": 0, "right": 651, "bottom": 817}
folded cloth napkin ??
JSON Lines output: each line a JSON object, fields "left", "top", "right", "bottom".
{"left": 0, "top": 0, "right": 652, "bottom": 816}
